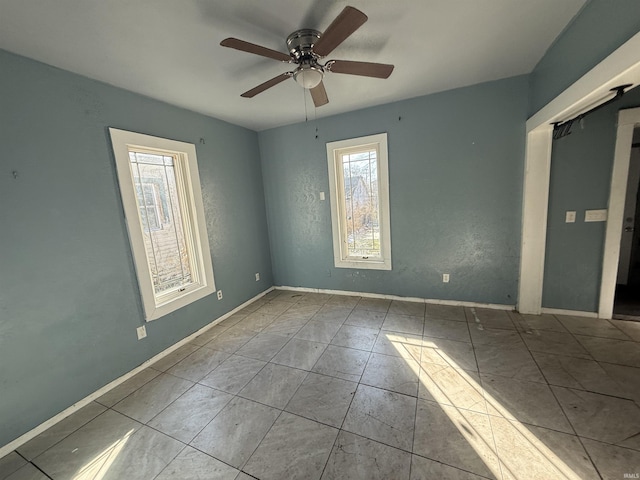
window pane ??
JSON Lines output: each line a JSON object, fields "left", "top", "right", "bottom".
{"left": 341, "top": 149, "right": 381, "bottom": 258}
{"left": 130, "top": 151, "right": 193, "bottom": 295}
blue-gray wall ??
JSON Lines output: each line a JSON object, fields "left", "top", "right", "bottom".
{"left": 529, "top": 0, "right": 640, "bottom": 115}
{"left": 542, "top": 86, "right": 640, "bottom": 311}
{"left": 259, "top": 76, "right": 528, "bottom": 305}
{"left": 0, "top": 49, "right": 273, "bottom": 446}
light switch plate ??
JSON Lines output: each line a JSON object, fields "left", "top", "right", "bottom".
{"left": 319, "top": 192, "right": 325, "bottom": 201}
{"left": 585, "top": 209, "right": 607, "bottom": 222}
{"left": 136, "top": 325, "right": 147, "bottom": 340}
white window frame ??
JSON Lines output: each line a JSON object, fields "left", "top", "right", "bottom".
{"left": 109, "top": 128, "right": 215, "bottom": 321}
{"left": 326, "top": 133, "right": 392, "bottom": 270}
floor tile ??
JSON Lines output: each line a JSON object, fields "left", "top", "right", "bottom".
{"left": 466, "top": 308, "right": 515, "bottom": 330}
{"left": 423, "top": 318, "right": 471, "bottom": 342}
{"left": 581, "top": 438, "right": 640, "bottom": 480}
{"left": 312, "top": 345, "right": 370, "bottom": 382}
{"left": 326, "top": 295, "right": 361, "bottom": 308}
{"left": 532, "top": 351, "right": 631, "bottom": 398}
{"left": 261, "top": 316, "right": 308, "bottom": 338}
{"left": 297, "top": 292, "right": 334, "bottom": 305}
{"left": 32, "top": 410, "right": 139, "bottom": 478}
{"left": 343, "top": 384, "right": 416, "bottom": 451}
{"left": 285, "top": 372, "right": 357, "bottom": 428}
{"left": 235, "top": 332, "right": 289, "bottom": 361}
{"left": 262, "top": 290, "right": 283, "bottom": 301}
{"left": 190, "top": 324, "right": 229, "bottom": 347}
{"left": 17, "top": 402, "right": 106, "bottom": 460}
{"left": 382, "top": 313, "right": 424, "bottom": 336}
{"left": 271, "top": 338, "right": 326, "bottom": 370}
{"left": 3, "top": 464, "right": 49, "bottom": 480}
{"left": 254, "top": 300, "right": 293, "bottom": 316}
{"left": 96, "top": 368, "right": 161, "bottom": 407}
{"left": 294, "top": 320, "right": 342, "bottom": 344}
{"left": 424, "top": 303, "right": 466, "bottom": 322}
{"left": 417, "top": 362, "right": 488, "bottom": 414}
{"left": 204, "top": 327, "right": 256, "bottom": 354}
{"left": 0, "top": 452, "right": 26, "bottom": 480}
{"left": 469, "top": 326, "right": 524, "bottom": 346}
{"left": 521, "top": 330, "right": 591, "bottom": 359}
{"left": 388, "top": 300, "right": 425, "bottom": 317}
{"left": 344, "top": 309, "right": 386, "bottom": 329}
{"left": 330, "top": 325, "right": 378, "bottom": 351}
{"left": 413, "top": 399, "right": 498, "bottom": 478}
{"left": 112, "top": 372, "right": 193, "bottom": 424}
{"left": 219, "top": 312, "right": 249, "bottom": 328}
{"left": 321, "top": 431, "right": 411, "bottom": 480}
{"left": 515, "top": 424, "right": 600, "bottom": 480}
{"left": 199, "top": 354, "right": 266, "bottom": 394}
{"left": 373, "top": 331, "right": 422, "bottom": 361}
{"left": 511, "top": 312, "right": 568, "bottom": 333}
{"left": 490, "top": 416, "right": 596, "bottom": 480}
{"left": 421, "top": 337, "right": 478, "bottom": 372}
{"left": 274, "top": 291, "right": 306, "bottom": 303}
{"left": 312, "top": 306, "right": 352, "bottom": 324}
{"left": 575, "top": 335, "right": 640, "bottom": 367}
{"left": 238, "top": 312, "right": 278, "bottom": 332}
{"left": 152, "top": 344, "right": 201, "bottom": 371}
{"left": 148, "top": 384, "right": 233, "bottom": 443}
{"left": 475, "top": 343, "right": 545, "bottom": 382}
{"left": 155, "top": 446, "right": 239, "bottom": 480}
{"left": 239, "top": 363, "right": 307, "bottom": 409}
{"left": 610, "top": 319, "right": 640, "bottom": 342}
{"left": 243, "top": 412, "right": 338, "bottom": 480}
{"left": 361, "top": 352, "right": 420, "bottom": 396}
{"left": 552, "top": 386, "right": 640, "bottom": 449}
{"left": 410, "top": 454, "right": 487, "bottom": 480}
{"left": 355, "top": 297, "right": 391, "bottom": 312}
{"left": 557, "top": 315, "right": 632, "bottom": 340}
{"left": 167, "top": 346, "right": 230, "bottom": 382}
{"left": 190, "top": 396, "right": 280, "bottom": 469}
{"left": 280, "top": 303, "right": 322, "bottom": 320}
{"left": 599, "top": 362, "right": 640, "bottom": 404}
{"left": 480, "top": 374, "right": 573, "bottom": 433}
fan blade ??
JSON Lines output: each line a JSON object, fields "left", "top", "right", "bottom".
{"left": 314, "top": 6, "right": 368, "bottom": 57}
{"left": 221, "top": 38, "right": 291, "bottom": 62}
{"left": 327, "top": 60, "right": 394, "bottom": 78}
{"left": 310, "top": 81, "right": 329, "bottom": 107}
{"left": 241, "top": 73, "right": 291, "bottom": 98}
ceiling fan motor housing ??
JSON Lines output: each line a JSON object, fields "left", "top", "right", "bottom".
{"left": 287, "top": 29, "right": 324, "bottom": 89}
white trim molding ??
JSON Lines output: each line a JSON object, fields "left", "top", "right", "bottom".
{"left": 0, "top": 287, "right": 274, "bottom": 460}
{"left": 518, "top": 31, "right": 640, "bottom": 315}
{"left": 598, "top": 108, "right": 640, "bottom": 319}
{"left": 275, "top": 286, "right": 515, "bottom": 311}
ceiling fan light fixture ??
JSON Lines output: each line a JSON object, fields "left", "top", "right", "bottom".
{"left": 293, "top": 64, "right": 324, "bottom": 89}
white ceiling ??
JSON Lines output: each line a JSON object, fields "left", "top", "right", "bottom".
{"left": 0, "top": 0, "right": 586, "bottom": 131}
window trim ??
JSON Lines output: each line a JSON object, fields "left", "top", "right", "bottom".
{"left": 109, "top": 128, "right": 215, "bottom": 321}
{"left": 326, "top": 133, "right": 392, "bottom": 270}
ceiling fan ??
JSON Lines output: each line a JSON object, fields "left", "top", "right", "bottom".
{"left": 220, "top": 6, "right": 394, "bottom": 107}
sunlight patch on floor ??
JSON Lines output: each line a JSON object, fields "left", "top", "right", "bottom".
{"left": 72, "top": 429, "right": 134, "bottom": 480}
{"left": 387, "top": 333, "right": 582, "bottom": 480}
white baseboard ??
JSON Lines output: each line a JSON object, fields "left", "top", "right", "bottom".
{"left": 541, "top": 307, "right": 599, "bottom": 318}
{"left": 0, "top": 286, "right": 274, "bottom": 460}
{"left": 275, "top": 285, "right": 515, "bottom": 311}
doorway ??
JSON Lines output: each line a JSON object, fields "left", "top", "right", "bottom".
{"left": 614, "top": 133, "right": 640, "bottom": 319}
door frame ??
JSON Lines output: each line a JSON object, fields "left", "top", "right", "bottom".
{"left": 518, "top": 31, "right": 640, "bottom": 316}
{"left": 598, "top": 108, "right": 640, "bottom": 318}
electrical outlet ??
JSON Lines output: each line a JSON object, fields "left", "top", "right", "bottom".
{"left": 319, "top": 192, "right": 325, "bottom": 201}
{"left": 217, "top": 290, "right": 223, "bottom": 300}
{"left": 442, "top": 273, "right": 450, "bottom": 283}
{"left": 136, "top": 325, "right": 147, "bottom": 340}
{"left": 255, "top": 273, "right": 260, "bottom": 281}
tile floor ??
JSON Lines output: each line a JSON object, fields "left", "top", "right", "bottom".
{"left": 2, "top": 290, "right": 640, "bottom": 479}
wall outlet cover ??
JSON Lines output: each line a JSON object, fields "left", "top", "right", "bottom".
{"left": 136, "top": 325, "right": 147, "bottom": 340}
{"left": 565, "top": 211, "right": 576, "bottom": 223}
{"left": 443, "top": 273, "right": 450, "bottom": 283}
{"left": 255, "top": 273, "right": 260, "bottom": 281}
{"left": 217, "top": 290, "right": 223, "bottom": 300}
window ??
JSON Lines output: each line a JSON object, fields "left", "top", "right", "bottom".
{"left": 326, "top": 133, "right": 391, "bottom": 270}
{"left": 109, "top": 128, "right": 215, "bottom": 321}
